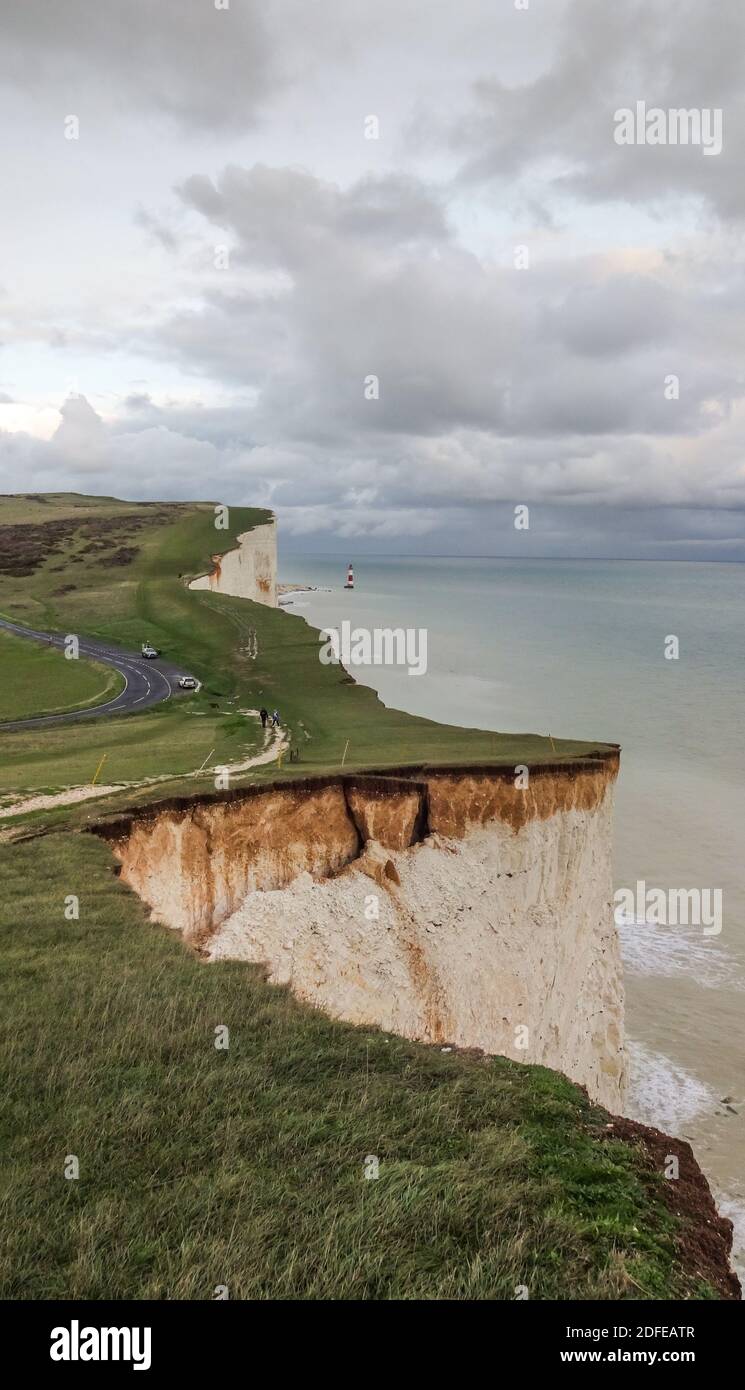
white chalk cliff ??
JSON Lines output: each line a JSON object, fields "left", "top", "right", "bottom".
{"left": 102, "top": 760, "right": 626, "bottom": 1111}
{"left": 189, "top": 519, "right": 277, "bottom": 606}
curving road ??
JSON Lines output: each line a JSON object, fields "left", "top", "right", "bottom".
{"left": 0, "top": 617, "right": 197, "bottom": 732}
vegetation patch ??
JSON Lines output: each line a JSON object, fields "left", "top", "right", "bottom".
{"left": 0, "top": 832, "right": 731, "bottom": 1301}
{"left": 0, "top": 629, "right": 124, "bottom": 724}
{"left": 0, "top": 492, "right": 616, "bottom": 829}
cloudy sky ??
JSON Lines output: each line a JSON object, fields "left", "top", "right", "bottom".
{"left": 1, "top": 0, "right": 744, "bottom": 558}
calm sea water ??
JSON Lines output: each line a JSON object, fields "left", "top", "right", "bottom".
{"left": 278, "top": 554, "right": 745, "bottom": 1269}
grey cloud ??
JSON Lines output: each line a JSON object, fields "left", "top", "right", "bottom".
{"left": 178, "top": 167, "right": 448, "bottom": 269}
{"left": 166, "top": 164, "right": 745, "bottom": 448}
{"left": 134, "top": 206, "right": 180, "bottom": 253}
{"left": 2, "top": 3, "right": 745, "bottom": 563}
{"left": 122, "top": 392, "right": 157, "bottom": 413}
{"left": 448, "top": 0, "right": 745, "bottom": 221}
{"left": 541, "top": 278, "right": 680, "bottom": 359}
{"left": 0, "top": 0, "right": 275, "bottom": 131}
{"left": 53, "top": 393, "right": 106, "bottom": 467}
{"left": 3, "top": 397, "right": 745, "bottom": 560}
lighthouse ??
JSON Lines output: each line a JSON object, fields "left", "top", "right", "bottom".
{"left": 344, "top": 562, "right": 354, "bottom": 590}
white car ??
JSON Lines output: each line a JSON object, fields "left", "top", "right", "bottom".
{"left": 178, "top": 675, "right": 198, "bottom": 690}
{"left": 141, "top": 644, "right": 160, "bottom": 659}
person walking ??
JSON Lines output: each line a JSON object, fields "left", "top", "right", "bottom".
{"left": 271, "top": 709, "right": 281, "bottom": 727}
{"left": 259, "top": 707, "right": 268, "bottom": 728}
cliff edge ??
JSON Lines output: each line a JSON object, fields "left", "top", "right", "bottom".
{"left": 97, "top": 755, "right": 625, "bottom": 1111}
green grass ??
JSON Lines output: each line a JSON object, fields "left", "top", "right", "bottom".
{"left": 0, "top": 628, "right": 124, "bottom": 723}
{"left": 0, "top": 703, "right": 261, "bottom": 799}
{"left": 0, "top": 497, "right": 270, "bottom": 807}
{"left": 0, "top": 493, "right": 616, "bottom": 824}
{"left": 0, "top": 833, "right": 713, "bottom": 1301}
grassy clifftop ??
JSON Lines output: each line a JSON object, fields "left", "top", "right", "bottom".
{"left": 0, "top": 492, "right": 615, "bottom": 825}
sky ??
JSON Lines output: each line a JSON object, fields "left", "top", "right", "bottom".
{"left": 1, "top": 0, "right": 744, "bottom": 558}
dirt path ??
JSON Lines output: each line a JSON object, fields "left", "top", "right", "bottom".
{"left": 0, "top": 711, "right": 288, "bottom": 821}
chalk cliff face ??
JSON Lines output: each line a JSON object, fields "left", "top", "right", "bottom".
{"left": 189, "top": 520, "right": 277, "bottom": 606}
{"left": 98, "top": 758, "right": 625, "bottom": 1110}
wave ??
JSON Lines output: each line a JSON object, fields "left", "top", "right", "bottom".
{"left": 624, "top": 1040, "right": 716, "bottom": 1134}
{"left": 625, "top": 1041, "right": 745, "bottom": 1288}
{"left": 617, "top": 914, "right": 743, "bottom": 991}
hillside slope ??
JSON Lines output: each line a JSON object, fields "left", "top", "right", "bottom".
{"left": 0, "top": 492, "right": 737, "bottom": 1302}
{"left": 0, "top": 492, "right": 616, "bottom": 826}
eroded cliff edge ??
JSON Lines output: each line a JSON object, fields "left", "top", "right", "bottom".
{"left": 95, "top": 754, "right": 626, "bottom": 1110}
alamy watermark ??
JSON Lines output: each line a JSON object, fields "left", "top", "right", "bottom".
{"left": 614, "top": 101, "right": 723, "bottom": 156}
{"left": 614, "top": 879, "right": 722, "bottom": 936}
{"left": 50, "top": 1321, "right": 151, "bottom": 1371}
{"left": 319, "top": 621, "right": 427, "bottom": 676}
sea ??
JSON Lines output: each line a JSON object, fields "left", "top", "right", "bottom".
{"left": 278, "top": 553, "right": 745, "bottom": 1275}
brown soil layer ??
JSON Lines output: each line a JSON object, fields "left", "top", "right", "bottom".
{"left": 604, "top": 1116, "right": 741, "bottom": 1299}
{"left": 93, "top": 760, "right": 622, "bottom": 943}
{"left": 92, "top": 752, "right": 620, "bottom": 843}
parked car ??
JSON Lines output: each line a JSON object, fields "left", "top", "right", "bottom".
{"left": 178, "top": 675, "right": 198, "bottom": 690}
{"left": 141, "top": 643, "right": 160, "bottom": 658}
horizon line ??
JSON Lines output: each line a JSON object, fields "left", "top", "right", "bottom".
{"left": 279, "top": 552, "right": 745, "bottom": 564}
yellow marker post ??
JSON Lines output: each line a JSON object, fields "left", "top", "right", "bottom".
{"left": 195, "top": 748, "right": 215, "bottom": 775}
{"left": 92, "top": 753, "right": 108, "bottom": 786}
{"left": 277, "top": 749, "right": 284, "bottom": 770}
{"left": 548, "top": 734, "right": 556, "bottom": 753}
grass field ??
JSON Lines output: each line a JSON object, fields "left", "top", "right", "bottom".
{"left": 0, "top": 493, "right": 615, "bottom": 825}
{"left": 0, "top": 703, "right": 260, "bottom": 799}
{"left": 0, "top": 497, "right": 267, "bottom": 809}
{"left": 0, "top": 628, "right": 124, "bottom": 723}
{"left": 0, "top": 831, "right": 717, "bottom": 1300}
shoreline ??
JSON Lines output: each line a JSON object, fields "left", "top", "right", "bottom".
{"left": 278, "top": 561, "right": 745, "bottom": 1285}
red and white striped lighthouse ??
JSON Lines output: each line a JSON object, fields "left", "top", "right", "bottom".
{"left": 344, "top": 562, "right": 354, "bottom": 590}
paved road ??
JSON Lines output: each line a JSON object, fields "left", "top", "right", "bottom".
{"left": 0, "top": 617, "right": 196, "bottom": 732}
